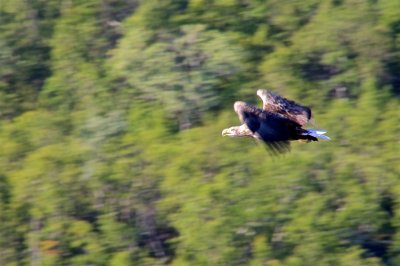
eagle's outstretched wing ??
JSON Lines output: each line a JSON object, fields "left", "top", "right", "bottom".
{"left": 257, "top": 89, "right": 311, "bottom": 126}
{"left": 234, "top": 101, "right": 297, "bottom": 153}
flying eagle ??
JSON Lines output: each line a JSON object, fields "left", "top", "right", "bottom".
{"left": 222, "top": 89, "right": 330, "bottom": 153}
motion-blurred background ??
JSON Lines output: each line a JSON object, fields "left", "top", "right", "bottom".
{"left": 0, "top": 0, "right": 399, "bottom": 265}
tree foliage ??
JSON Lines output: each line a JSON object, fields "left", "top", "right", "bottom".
{"left": 0, "top": 1, "right": 399, "bottom": 265}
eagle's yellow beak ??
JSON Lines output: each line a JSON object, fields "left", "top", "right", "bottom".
{"left": 222, "top": 128, "right": 229, "bottom": 136}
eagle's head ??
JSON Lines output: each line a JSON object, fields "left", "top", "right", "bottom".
{"left": 222, "top": 124, "right": 253, "bottom": 138}
{"left": 222, "top": 126, "right": 241, "bottom": 137}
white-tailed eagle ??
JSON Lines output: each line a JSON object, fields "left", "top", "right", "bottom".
{"left": 222, "top": 90, "right": 330, "bottom": 153}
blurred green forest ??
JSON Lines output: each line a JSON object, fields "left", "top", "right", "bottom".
{"left": 0, "top": 0, "right": 400, "bottom": 265}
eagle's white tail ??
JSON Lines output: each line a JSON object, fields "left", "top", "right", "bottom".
{"left": 304, "top": 129, "right": 331, "bottom": 140}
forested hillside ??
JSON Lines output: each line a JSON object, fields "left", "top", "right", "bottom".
{"left": 0, "top": 0, "right": 399, "bottom": 265}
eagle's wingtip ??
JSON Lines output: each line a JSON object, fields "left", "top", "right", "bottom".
{"left": 233, "top": 101, "right": 245, "bottom": 112}
{"left": 256, "top": 89, "right": 267, "bottom": 97}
